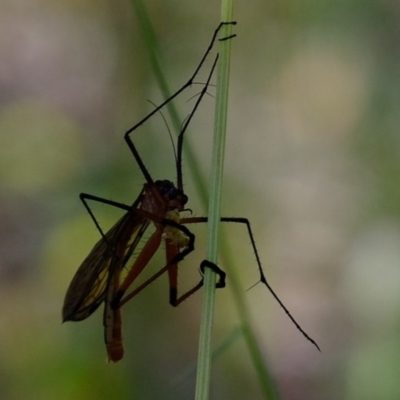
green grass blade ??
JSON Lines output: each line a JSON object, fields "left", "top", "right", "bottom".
{"left": 194, "top": 5, "right": 234, "bottom": 400}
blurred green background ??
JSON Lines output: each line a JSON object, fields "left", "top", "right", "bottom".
{"left": 1, "top": 0, "right": 400, "bottom": 399}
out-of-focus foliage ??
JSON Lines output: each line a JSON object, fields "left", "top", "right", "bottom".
{"left": 1, "top": 0, "right": 400, "bottom": 399}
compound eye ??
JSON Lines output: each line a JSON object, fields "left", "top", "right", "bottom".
{"left": 181, "top": 194, "right": 188, "bottom": 205}
{"left": 168, "top": 191, "right": 177, "bottom": 200}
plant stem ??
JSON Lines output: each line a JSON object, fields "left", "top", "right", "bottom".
{"left": 194, "top": 4, "right": 234, "bottom": 399}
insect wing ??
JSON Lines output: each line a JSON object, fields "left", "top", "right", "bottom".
{"left": 62, "top": 211, "right": 149, "bottom": 322}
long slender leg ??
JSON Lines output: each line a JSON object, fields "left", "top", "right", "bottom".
{"left": 114, "top": 217, "right": 227, "bottom": 309}
{"left": 175, "top": 52, "right": 219, "bottom": 189}
{"left": 180, "top": 216, "right": 320, "bottom": 351}
{"left": 112, "top": 217, "right": 196, "bottom": 309}
{"left": 80, "top": 192, "right": 132, "bottom": 242}
{"left": 111, "top": 217, "right": 230, "bottom": 309}
{"left": 199, "top": 260, "right": 226, "bottom": 288}
{"left": 111, "top": 227, "right": 164, "bottom": 309}
{"left": 123, "top": 21, "right": 237, "bottom": 185}
{"left": 116, "top": 263, "right": 174, "bottom": 309}
{"left": 164, "top": 242, "right": 226, "bottom": 307}
{"left": 165, "top": 241, "right": 202, "bottom": 306}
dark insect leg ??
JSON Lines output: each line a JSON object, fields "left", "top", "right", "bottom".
{"left": 112, "top": 217, "right": 196, "bottom": 309}
{"left": 115, "top": 262, "right": 175, "bottom": 309}
{"left": 79, "top": 192, "right": 132, "bottom": 243}
{"left": 175, "top": 50, "right": 219, "bottom": 190}
{"left": 165, "top": 241, "right": 203, "bottom": 306}
{"left": 115, "top": 218, "right": 229, "bottom": 309}
{"left": 199, "top": 260, "right": 226, "bottom": 288}
{"left": 180, "top": 216, "right": 320, "bottom": 351}
{"left": 163, "top": 241, "right": 226, "bottom": 307}
{"left": 123, "top": 21, "right": 237, "bottom": 185}
{"left": 110, "top": 226, "right": 164, "bottom": 309}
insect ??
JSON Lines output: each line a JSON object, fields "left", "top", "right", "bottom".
{"left": 63, "top": 21, "right": 319, "bottom": 363}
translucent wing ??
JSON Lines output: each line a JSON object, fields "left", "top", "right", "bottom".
{"left": 62, "top": 211, "right": 150, "bottom": 322}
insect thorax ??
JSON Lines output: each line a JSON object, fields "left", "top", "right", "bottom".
{"left": 163, "top": 209, "right": 190, "bottom": 248}
{"left": 141, "top": 180, "right": 188, "bottom": 215}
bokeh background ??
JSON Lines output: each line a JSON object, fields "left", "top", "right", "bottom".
{"left": 1, "top": 0, "right": 400, "bottom": 399}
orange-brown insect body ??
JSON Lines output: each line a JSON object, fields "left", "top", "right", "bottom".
{"left": 62, "top": 180, "right": 192, "bottom": 361}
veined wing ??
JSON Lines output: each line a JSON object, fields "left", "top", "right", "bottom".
{"left": 62, "top": 210, "right": 150, "bottom": 322}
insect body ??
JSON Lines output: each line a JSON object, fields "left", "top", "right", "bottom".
{"left": 63, "top": 21, "right": 319, "bottom": 363}
{"left": 63, "top": 178, "right": 204, "bottom": 361}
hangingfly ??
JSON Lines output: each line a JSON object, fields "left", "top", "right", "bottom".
{"left": 63, "top": 21, "right": 319, "bottom": 363}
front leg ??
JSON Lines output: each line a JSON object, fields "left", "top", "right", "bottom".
{"left": 199, "top": 260, "right": 226, "bottom": 289}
